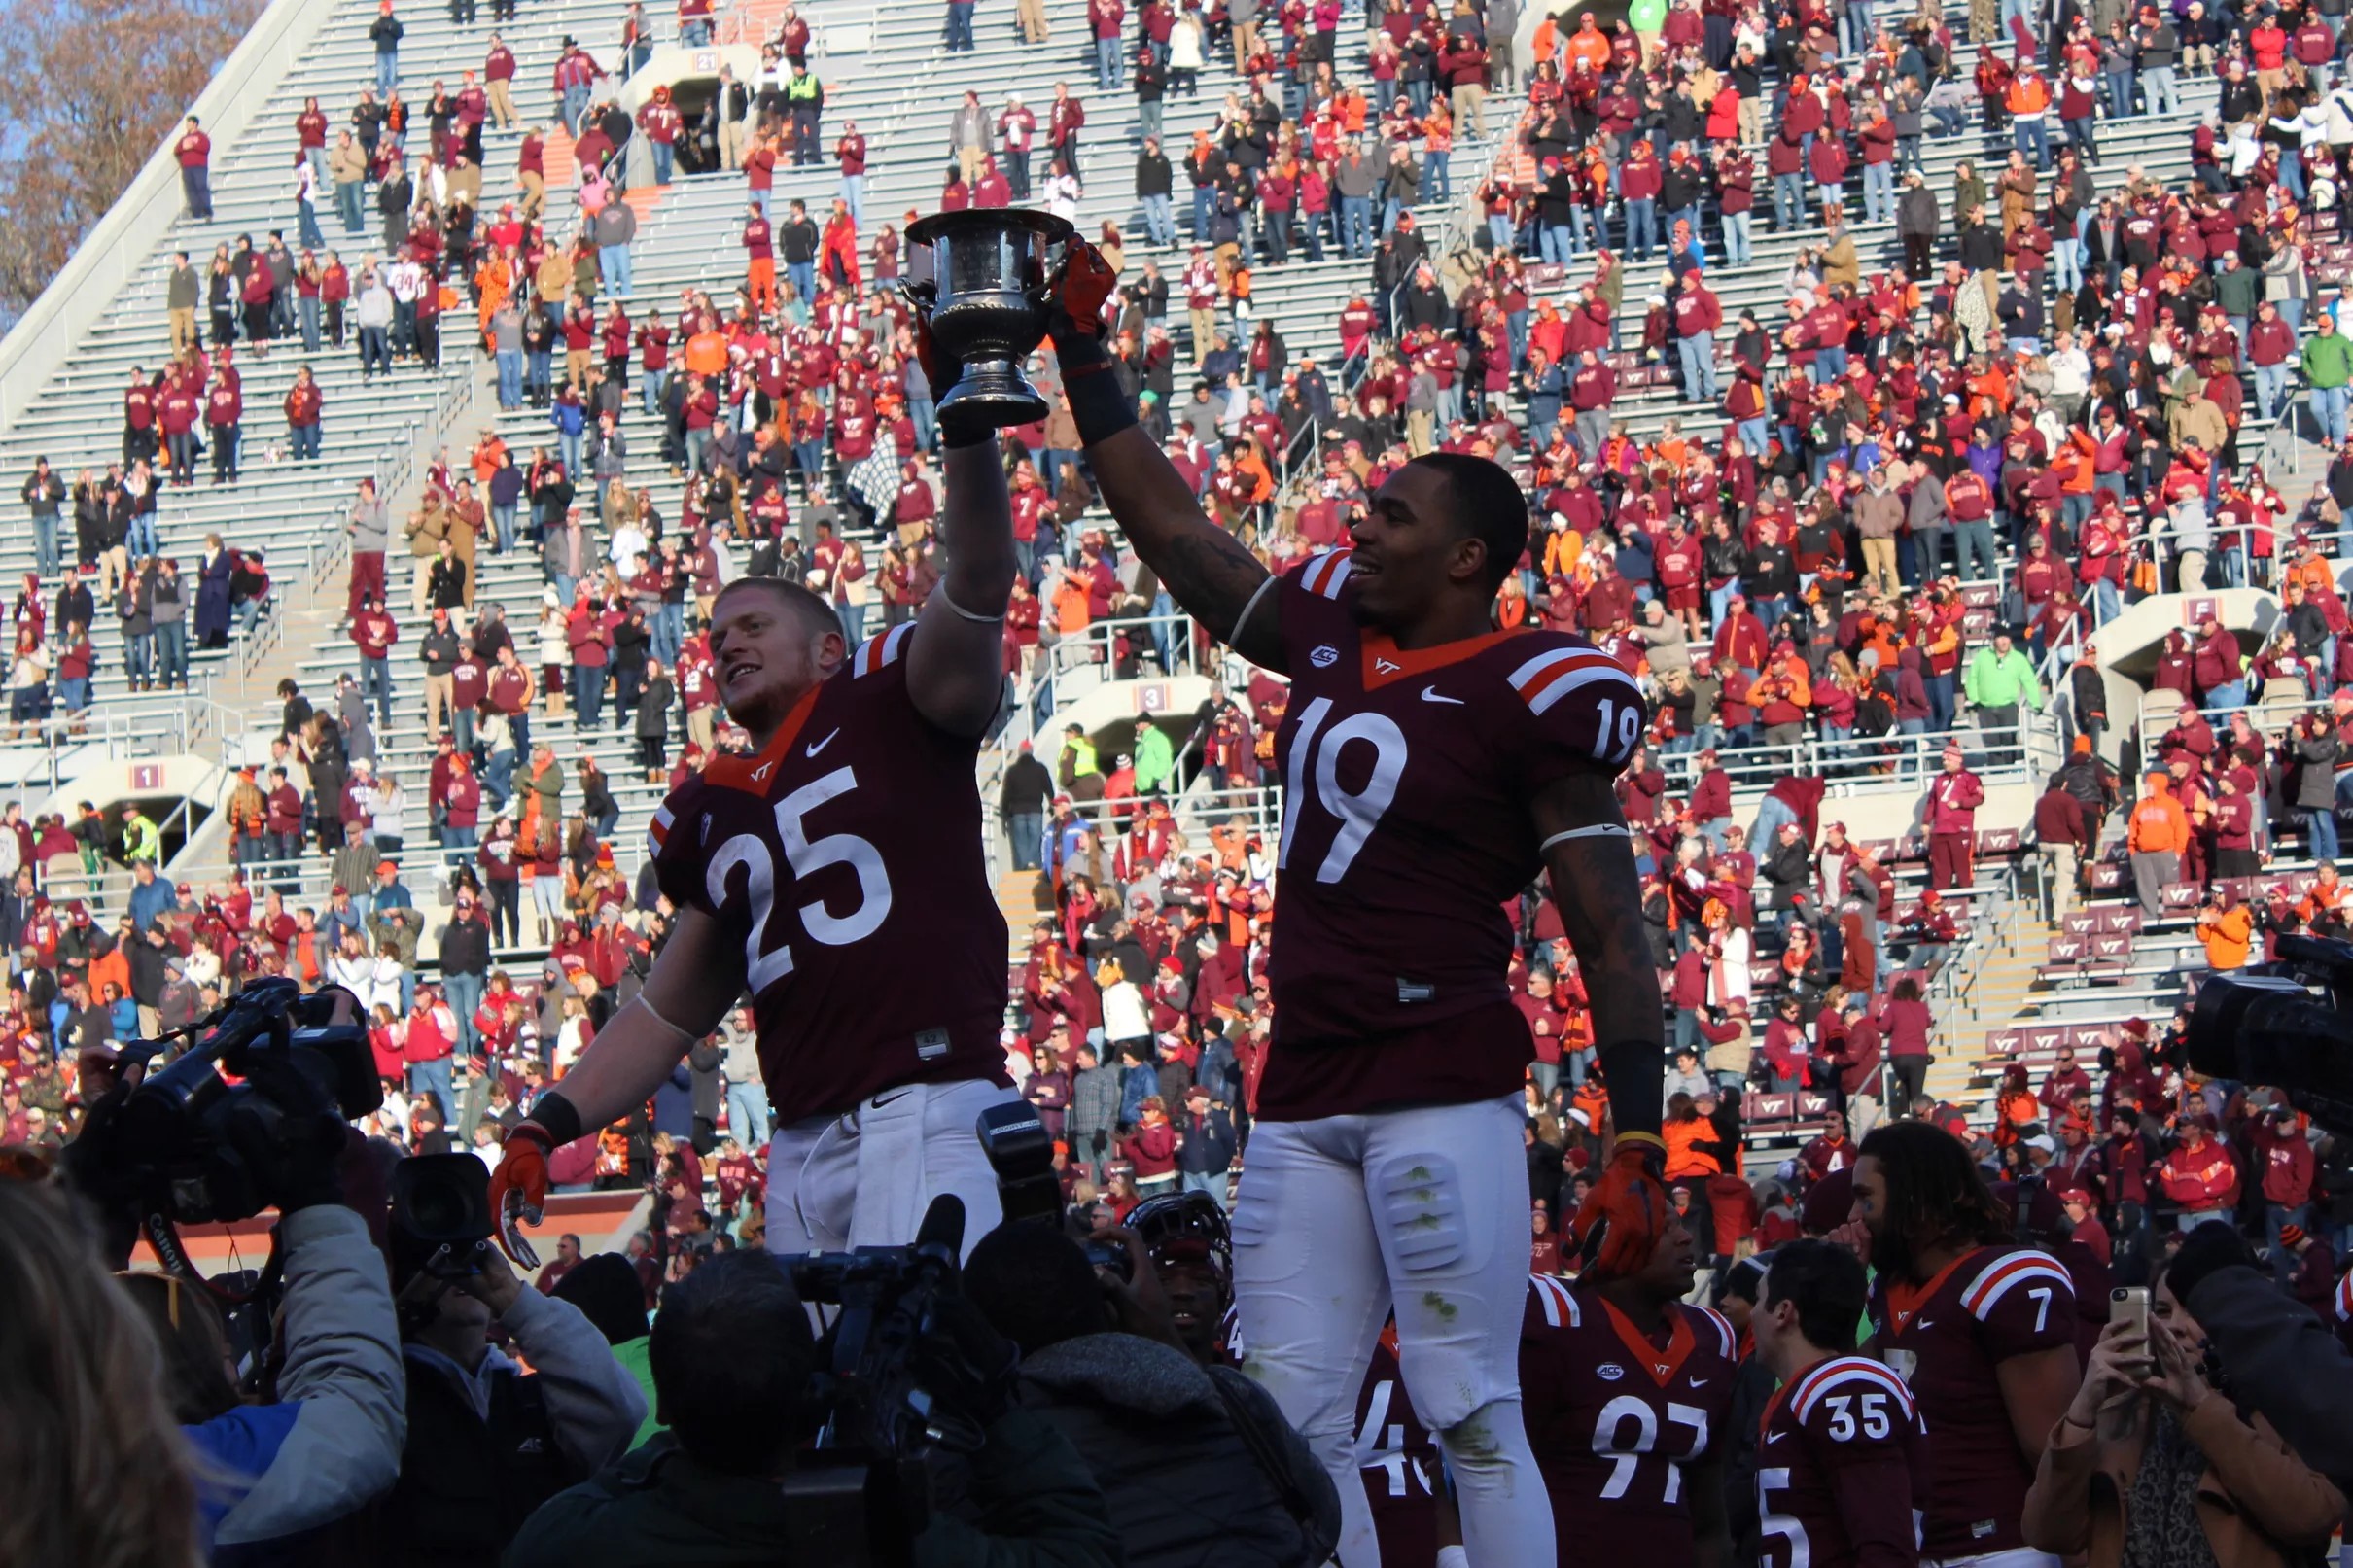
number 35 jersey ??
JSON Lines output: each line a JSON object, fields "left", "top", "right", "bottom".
{"left": 1866, "top": 1245, "right": 2076, "bottom": 1561}
{"left": 648, "top": 624, "right": 1010, "bottom": 1126}
{"left": 1261, "top": 549, "right": 1647, "bottom": 1120}
{"left": 1521, "top": 1274, "right": 1738, "bottom": 1568}
{"left": 1755, "top": 1355, "right": 1930, "bottom": 1568}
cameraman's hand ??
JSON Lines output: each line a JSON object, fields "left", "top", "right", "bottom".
{"left": 456, "top": 1242, "right": 525, "bottom": 1318}
{"left": 1095, "top": 1228, "right": 1188, "bottom": 1352}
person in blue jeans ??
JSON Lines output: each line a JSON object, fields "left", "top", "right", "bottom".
{"left": 945, "top": 0, "right": 975, "bottom": 48}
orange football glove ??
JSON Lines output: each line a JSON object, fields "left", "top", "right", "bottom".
{"left": 487, "top": 1122, "right": 554, "bottom": 1265}
{"left": 1571, "top": 1132, "right": 1670, "bottom": 1279}
{"left": 1050, "top": 238, "right": 1119, "bottom": 337}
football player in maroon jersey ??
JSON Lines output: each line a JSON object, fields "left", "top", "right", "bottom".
{"left": 1751, "top": 1238, "right": 1931, "bottom": 1568}
{"left": 1854, "top": 1123, "right": 2083, "bottom": 1568}
{"left": 1521, "top": 1210, "right": 1737, "bottom": 1568}
{"left": 1047, "top": 243, "right": 1667, "bottom": 1565}
{"left": 489, "top": 336, "right": 1023, "bottom": 1263}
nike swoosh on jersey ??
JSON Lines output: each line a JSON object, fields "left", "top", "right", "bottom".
{"left": 1420, "top": 686, "right": 1465, "bottom": 705}
{"left": 1764, "top": 1430, "right": 1787, "bottom": 1445}
{"left": 1687, "top": 1377, "right": 1709, "bottom": 1387}
{"left": 806, "top": 728, "right": 841, "bottom": 757}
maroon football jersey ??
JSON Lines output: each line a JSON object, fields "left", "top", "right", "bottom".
{"left": 648, "top": 623, "right": 1009, "bottom": 1125}
{"left": 1866, "top": 1245, "right": 2076, "bottom": 1559}
{"left": 1755, "top": 1355, "right": 1930, "bottom": 1568}
{"left": 1522, "top": 1274, "right": 1739, "bottom": 1568}
{"left": 1355, "top": 1331, "right": 1440, "bottom": 1565}
{"left": 1260, "top": 549, "right": 1647, "bottom": 1120}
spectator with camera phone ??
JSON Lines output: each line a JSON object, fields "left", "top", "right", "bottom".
{"left": 2023, "top": 1240, "right": 2344, "bottom": 1568}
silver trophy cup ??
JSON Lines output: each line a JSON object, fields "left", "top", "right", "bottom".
{"left": 904, "top": 208, "right": 1075, "bottom": 429}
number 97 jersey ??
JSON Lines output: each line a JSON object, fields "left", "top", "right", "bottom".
{"left": 1259, "top": 550, "right": 1647, "bottom": 1121}
{"left": 647, "top": 625, "right": 1010, "bottom": 1127}
{"left": 1521, "top": 1275, "right": 1739, "bottom": 1568}
{"left": 1755, "top": 1356, "right": 1931, "bottom": 1568}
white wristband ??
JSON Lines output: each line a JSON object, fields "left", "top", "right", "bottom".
{"left": 1226, "top": 573, "right": 1278, "bottom": 648}
{"left": 1541, "top": 823, "right": 1633, "bottom": 852}
{"left": 1437, "top": 1548, "right": 1472, "bottom": 1568}
{"left": 939, "top": 589, "right": 1005, "bottom": 624}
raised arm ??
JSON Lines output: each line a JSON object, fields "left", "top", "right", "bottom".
{"left": 1535, "top": 768, "right": 1665, "bottom": 1139}
{"left": 488, "top": 903, "right": 743, "bottom": 1253}
{"left": 1045, "top": 246, "right": 1286, "bottom": 673}
{"left": 907, "top": 437, "right": 1019, "bottom": 737}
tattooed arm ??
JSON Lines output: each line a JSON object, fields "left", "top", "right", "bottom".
{"left": 1078, "top": 425, "right": 1284, "bottom": 673}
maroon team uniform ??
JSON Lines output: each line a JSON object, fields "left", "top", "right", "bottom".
{"left": 1221, "top": 1307, "right": 1442, "bottom": 1558}
{"left": 1355, "top": 1330, "right": 1441, "bottom": 1563}
{"left": 647, "top": 623, "right": 1009, "bottom": 1122}
{"left": 1755, "top": 1355, "right": 1932, "bottom": 1568}
{"left": 1868, "top": 1246, "right": 2077, "bottom": 1562}
{"left": 1262, "top": 547, "right": 1646, "bottom": 1119}
{"left": 1521, "top": 1274, "right": 1739, "bottom": 1568}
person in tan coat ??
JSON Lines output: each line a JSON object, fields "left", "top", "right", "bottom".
{"left": 2022, "top": 1264, "right": 2343, "bottom": 1568}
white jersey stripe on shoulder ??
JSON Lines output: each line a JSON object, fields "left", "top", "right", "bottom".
{"left": 1698, "top": 1305, "right": 1737, "bottom": 1359}
{"left": 1792, "top": 1358, "right": 1916, "bottom": 1423}
{"left": 852, "top": 632, "right": 883, "bottom": 679}
{"left": 1506, "top": 645, "right": 1592, "bottom": 692}
{"left": 1301, "top": 548, "right": 1354, "bottom": 598}
{"left": 2337, "top": 1269, "right": 2353, "bottom": 1323}
{"left": 1960, "top": 1255, "right": 2075, "bottom": 1320}
{"left": 1524, "top": 659, "right": 1638, "bottom": 717}
{"left": 881, "top": 621, "right": 915, "bottom": 667}
{"left": 1530, "top": 1273, "right": 1579, "bottom": 1327}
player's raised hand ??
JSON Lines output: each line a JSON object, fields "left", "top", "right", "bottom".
{"left": 488, "top": 1122, "right": 555, "bottom": 1265}
{"left": 1571, "top": 1131, "right": 1669, "bottom": 1279}
{"left": 1043, "top": 237, "right": 1118, "bottom": 339}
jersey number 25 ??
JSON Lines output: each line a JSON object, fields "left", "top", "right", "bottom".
{"left": 707, "top": 767, "right": 893, "bottom": 991}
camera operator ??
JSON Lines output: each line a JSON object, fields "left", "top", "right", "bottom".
{"left": 961, "top": 1220, "right": 1342, "bottom": 1568}
{"left": 65, "top": 1028, "right": 407, "bottom": 1559}
{"left": 381, "top": 1225, "right": 647, "bottom": 1564}
{"left": 503, "top": 1248, "right": 1123, "bottom": 1568}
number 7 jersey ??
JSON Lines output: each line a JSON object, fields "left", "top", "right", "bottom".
{"left": 1259, "top": 548, "right": 1647, "bottom": 1120}
{"left": 647, "top": 624, "right": 1011, "bottom": 1126}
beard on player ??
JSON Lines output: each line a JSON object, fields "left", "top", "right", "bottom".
{"left": 1854, "top": 1120, "right": 2014, "bottom": 1281}
{"left": 707, "top": 577, "right": 846, "bottom": 744}
{"left": 1342, "top": 454, "right": 1530, "bottom": 638}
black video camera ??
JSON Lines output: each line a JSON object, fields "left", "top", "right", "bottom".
{"left": 391, "top": 1153, "right": 498, "bottom": 1287}
{"left": 98, "top": 980, "right": 378, "bottom": 1227}
{"left": 2187, "top": 934, "right": 2353, "bottom": 1133}
{"left": 785, "top": 1195, "right": 990, "bottom": 1568}
{"left": 974, "top": 1099, "right": 1062, "bottom": 1226}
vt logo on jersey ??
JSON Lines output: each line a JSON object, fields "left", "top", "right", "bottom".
{"left": 1374, "top": 656, "right": 1400, "bottom": 674}
{"left": 751, "top": 759, "right": 776, "bottom": 783}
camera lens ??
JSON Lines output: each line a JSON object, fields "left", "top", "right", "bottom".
{"left": 407, "top": 1179, "right": 472, "bottom": 1237}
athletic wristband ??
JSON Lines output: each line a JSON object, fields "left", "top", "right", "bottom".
{"left": 523, "top": 1091, "right": 583, "bottom": 1149}
{"left": 1597, "top": 1040, "right": 1666, "bottom": 1141}
{"left": 1050, "top": 331, "right": 1140, "bottom": 446}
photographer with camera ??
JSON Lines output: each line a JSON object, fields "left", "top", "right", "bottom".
{"left": 62, "top": 984, "right": 408, "bottom": 1558}
{"left": 960, "top": 1217, "right": 1342, "bottom": 1568}
{"left": 379, "top": 1156, "right": 648, "bottom": 1566}
{"left": 503, "top": 1247, "right": 1123, "bottom": 1568}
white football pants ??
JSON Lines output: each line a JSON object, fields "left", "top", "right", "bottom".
{"left": 1233, "top": 1093, "right": 1555, "bottom": 1566}
{"left": 765, "top": 1077, "right": 1020, "bottom": 1261}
